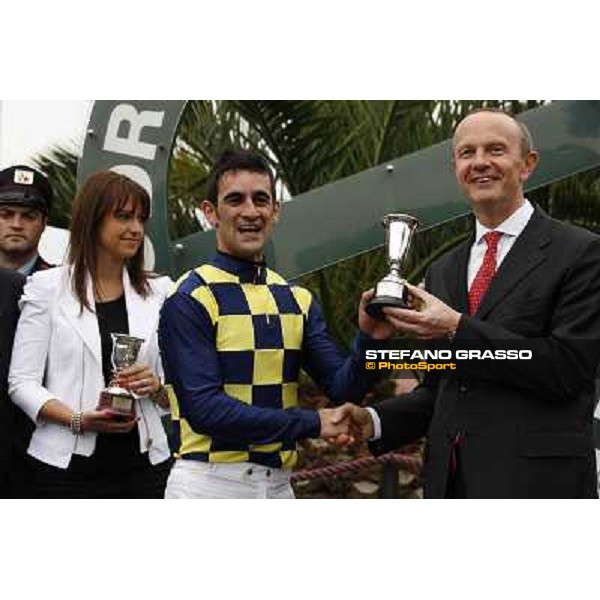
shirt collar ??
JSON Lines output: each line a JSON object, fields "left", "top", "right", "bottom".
{"left": 211, "top": 251, "right": 268, "bottom": 284}
{"left": 17, "top": 253, "right": 39, "bottom": 276}
{"left": 474, "top": 199, "right": 534, "bottom": 245}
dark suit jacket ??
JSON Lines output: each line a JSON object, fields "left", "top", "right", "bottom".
{"left": 2, "top": 256, "right": 53, "bottom": 495}
{"left": 0, "top": 268, "right": 25, "bottom": 489}
{"left": 372, "top": 207, "right": 600, "bottom": 498}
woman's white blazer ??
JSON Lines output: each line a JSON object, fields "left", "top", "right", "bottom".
{"left": 9, "top": 265, "right": 173, "bottom": 469}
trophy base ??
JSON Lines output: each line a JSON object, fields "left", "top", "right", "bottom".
{"left": 98, "top": 388, "right": 135, "bottom": 418}
{"left": 365, "top": 295, "right": 410, "bottom": 319}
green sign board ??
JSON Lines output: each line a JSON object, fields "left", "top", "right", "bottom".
{"left": 79, "top": 101, "right": 600, "bottom": 279}
{"left": 77, "top": 101, "right": 186, "bottom": 274}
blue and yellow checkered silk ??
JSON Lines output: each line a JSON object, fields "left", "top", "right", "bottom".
{"left": 159, "top": 252, "right": 383, "bottom": 470}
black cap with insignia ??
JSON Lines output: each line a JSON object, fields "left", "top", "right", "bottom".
{"left": 0, "top": 165, "right": 53, "bottom": 214}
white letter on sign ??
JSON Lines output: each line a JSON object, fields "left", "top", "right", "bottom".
{"left": 103, "top": 104, "right": 164, "bottom": 160}
{"left": 110, "top": 165, "right": 153, "bottom": 197}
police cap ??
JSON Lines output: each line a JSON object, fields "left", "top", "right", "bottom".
{"left": 0, "top": 165, "right": 53, "bottom": 214}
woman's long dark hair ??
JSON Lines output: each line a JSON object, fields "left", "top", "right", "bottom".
{"left": 68, "top": 171, "right": 151, "bottom": 312}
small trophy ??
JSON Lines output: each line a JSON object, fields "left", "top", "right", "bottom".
{"left": 366, "top": 213, "right": 419, "bottom": 319}
{"left": 97, "top": 333, "right": 145, "bottom": 418}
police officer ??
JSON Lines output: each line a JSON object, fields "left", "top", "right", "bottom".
{"left": 0, "top": 165, "right": 54, "bottom": 495}
{"left": 0, "top": 165, "right": 54, "bottom": 274}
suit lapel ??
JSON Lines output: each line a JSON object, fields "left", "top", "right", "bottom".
{"left": 443, "top": 236, "right": 472, "bottom": 313}
{"left": 60, "top": 269, "right": 157, "bottom": 365}
{"left": 60, "top": 271, "right": 102, "bottom": 365}
{"left": 475, "top": 208, "right": 551, "bottom": 319}
{"left": 123, "top": 270, "right": 157, "bottom": 359}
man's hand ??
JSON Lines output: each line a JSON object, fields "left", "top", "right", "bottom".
{"left": 318, "top": 403, "right": 375, "bottom": 446}
{"left": 383, "top": 283, "right": 461, "bottom": 340}
{"left": 318, "top": 405, "right": 353, "bottom": 440}
{"left": 358, "top": 289, "right": 397, "bottom": 340}
{"left": 344, "top": 404, "right": 375, "bottom": 441}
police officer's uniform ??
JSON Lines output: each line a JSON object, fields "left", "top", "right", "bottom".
{"left": 0, "top": 166, "right": 54, "bottom": 496}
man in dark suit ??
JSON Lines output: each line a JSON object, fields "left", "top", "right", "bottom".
{"left": 0, "top": 165, "right": 54, "bottom": 496}
{"left": 342, "top": 107, "right": 600, "bottom": 498}
{"left": 0, "top": 165, "right": 55, "bottom": 275}
{"left": 0, "top": 268, "right": 25, "bottom": 496}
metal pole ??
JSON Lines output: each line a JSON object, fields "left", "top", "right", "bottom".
{"left": 379, "top": 462, "right": 399, "bottom": 498}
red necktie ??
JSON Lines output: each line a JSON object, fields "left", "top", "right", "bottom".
{"left": 468, "top": 231, "right": 502, "bottom": 315}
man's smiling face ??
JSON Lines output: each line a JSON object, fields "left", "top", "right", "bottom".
{"left": 452, "top": 111, "right": 537, "bottom": 218}
{"left": 202, "top": 169, "right": 280, "bottom": 262}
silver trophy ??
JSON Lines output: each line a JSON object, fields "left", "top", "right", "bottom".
{"left": 97, "top": 333, "right": 145, "bottom": 417}
{"left": 366, "top": 213, "right": 419, "bottom": 319}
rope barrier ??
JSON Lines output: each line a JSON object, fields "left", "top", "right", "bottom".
{"left": 291, "top": 451, "right": 422, "bottom": 484}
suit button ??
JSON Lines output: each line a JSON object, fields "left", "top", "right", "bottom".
{"left": 458, "top": 383, "right": 468, "bottom": 393}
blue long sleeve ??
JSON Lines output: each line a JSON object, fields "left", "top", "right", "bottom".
{"left": 159, "top": 291, "right": 320, "bottom": 446}
{"left": 301, "top": 299, "right": 385, "bottom": 403}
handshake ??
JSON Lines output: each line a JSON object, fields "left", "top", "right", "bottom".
{"left": 317, "top": 403, "right": 375, "bottom": 446}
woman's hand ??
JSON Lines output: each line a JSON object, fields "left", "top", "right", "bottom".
{"left": 115, "top": 363, "right": 161, "bottom": 396}
{"left": 81, "top": 410, "right": 137, "bottom": 433}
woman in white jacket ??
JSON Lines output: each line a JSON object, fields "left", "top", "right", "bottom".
{"left": 9, "top": 171, "right": 172, "bottom": 498}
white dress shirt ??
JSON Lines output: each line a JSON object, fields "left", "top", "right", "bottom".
{"left": 17, "top": 253, "right": 39, "bottom": 276}
{"left": 367, "top": 199, "right": 535, "bottom": 441}
{"left": 467, "top": 199, "right": 534, "bottom": 288}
